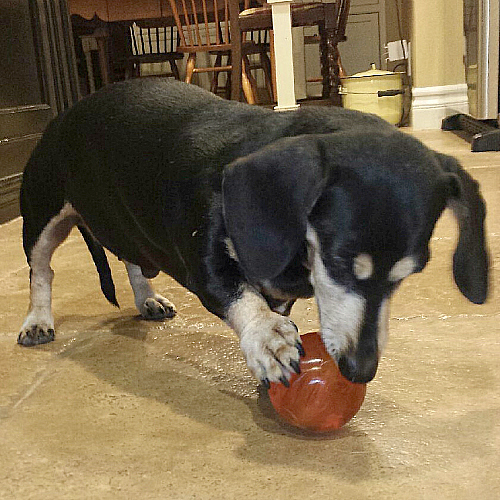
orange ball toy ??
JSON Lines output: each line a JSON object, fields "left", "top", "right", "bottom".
{"left": 268, "top": 332, "right": 367, "bottom": 432}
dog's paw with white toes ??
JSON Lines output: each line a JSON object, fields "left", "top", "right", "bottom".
{"left": 139, "top": 294, "right": 177, "bottom": 320}
{"left": 18, "top": 312, "right": 55, "bottom": 346}
{"left": 240, "top": 315, "right": 304, "bottom": 388}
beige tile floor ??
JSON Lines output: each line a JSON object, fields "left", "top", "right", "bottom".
{"left": 0, "top": 129, "right": 498, "bottom": 499}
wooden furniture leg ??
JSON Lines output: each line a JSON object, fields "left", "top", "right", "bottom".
{"left": 242, "top": 55, "right": 258, "bottom": 104}
{"left": 185, "top": 54, "right": 196, "bottom": 84}
{"left": 269, "top": 30, "right": 277, "bottom": 102}
{"left": 81, "top": 36, "right": 96, "bottom": 94}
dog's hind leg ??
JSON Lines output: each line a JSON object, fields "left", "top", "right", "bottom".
{"left": 18, "top": 203, "right": 80, "bottom": 346}
{"left": 124, "top": 261, "right": 177, "bottom": 320}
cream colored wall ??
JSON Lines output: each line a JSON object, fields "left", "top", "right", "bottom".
{"left": 412, "top": 0, "right": 465, "bottom": 88}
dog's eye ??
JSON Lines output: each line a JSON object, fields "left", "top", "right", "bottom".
{"left": 321, "top": 255, "right": 357, "bottom": 290}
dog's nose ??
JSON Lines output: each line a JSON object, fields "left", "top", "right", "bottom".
{"left": 337, "top": 353, "right": 378, "bottom": 384}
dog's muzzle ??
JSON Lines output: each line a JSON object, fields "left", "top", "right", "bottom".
{"left": 337, "top": 352, "right": 379, "bottom": 384}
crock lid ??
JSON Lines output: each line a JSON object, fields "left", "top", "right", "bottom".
{"left": 344, "top": 63, "right": 396, "bottom": 79}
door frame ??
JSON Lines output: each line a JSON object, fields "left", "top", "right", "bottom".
{"left": 0, "top": 0, "right": 79, "bottom": 223}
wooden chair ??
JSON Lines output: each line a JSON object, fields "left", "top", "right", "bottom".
{"left": 239, "top": 0, "right": 351, "bottom": 104}
{"left": 125, "top": 20, "right": 184, "bottom": 79}
{"left": 166, "top": 0, "right": 271, "bottom": 102}
{"left": 71, "top": 14, "right": 112, "bottom": 94}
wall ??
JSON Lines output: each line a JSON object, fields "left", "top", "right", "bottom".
{"left": 384, "top": 0, "right": 464, "bottom": 85}
{"left": 412, "top": 0, "right": 465, "bottom": 87}
{"left": 411, "top": 0, "right": 468, "bottom": 128}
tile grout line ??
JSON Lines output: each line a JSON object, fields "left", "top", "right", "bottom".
{"left": 11, "top": 368, "right": 56, "bottom": 412}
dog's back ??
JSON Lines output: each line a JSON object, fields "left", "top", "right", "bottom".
{"left": 21, "top": 80, "right": 390, "bottom": 278}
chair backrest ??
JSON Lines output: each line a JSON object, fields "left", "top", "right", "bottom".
{"left": 129, "top": 22, "right": 178, "bottom": 55}
{"left": 167, "top": 0, "right": 240, "bottom": 51}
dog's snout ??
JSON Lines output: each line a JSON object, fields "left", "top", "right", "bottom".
{"left": 338, "top": 353, "right": 378, "bottom": 384}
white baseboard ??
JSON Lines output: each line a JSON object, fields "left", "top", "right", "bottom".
{"left": 411, "top": 84, "right": 469, "bottom": 130}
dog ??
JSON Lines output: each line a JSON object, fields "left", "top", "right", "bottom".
{"left": 17, "top": 79, "right": 489, "bottom": 386}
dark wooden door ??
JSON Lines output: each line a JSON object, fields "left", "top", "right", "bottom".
{"left": 0, "top": 0, "right": 79, "bottom": 223}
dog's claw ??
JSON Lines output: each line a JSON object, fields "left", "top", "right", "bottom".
{"left": 18, "top": 325, "right": 55, "bottom": 347}
{"left": 290, "top": 359, "right": 301, "bottom": 374}
{"left": 141, "top": 296, "right": 177, "bottom": 320}
{"left": 239, "top": 312, "right": 301, "bottom": 389}
{"left": 295, "top": 340, "right": 305, "bottom": 357}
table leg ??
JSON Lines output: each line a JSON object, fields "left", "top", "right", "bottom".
{"left": 80, "top": 36, "right": 96, "bottom": 94}
{"left": 268, "top": 0, "right": 299, "bottom": 111}
{"left": 96, "top": 36, "right": 110, "bottom": 86}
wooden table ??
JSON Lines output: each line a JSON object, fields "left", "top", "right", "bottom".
{"left": 68, "top": 0, "right": 307, "bottom": 108}
{"left": 68, "top": 0, "right": 169, "bottom": 22}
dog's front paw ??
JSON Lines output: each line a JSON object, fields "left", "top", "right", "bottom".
{"left": 240, "top": 314, "right": 304, "bottom": 387}
{"left": 139, "top": 294, "right": 177, "bottom": 320}
{"left": 18, "top": 311, "right": 55, "bottom": 346}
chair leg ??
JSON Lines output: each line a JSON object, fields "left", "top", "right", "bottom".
{"left": 185, "top": 54, "right": 196, "bottom": 84}
{"left": 269, "top": 30, "right": 277, "bottom": 102}
{"left": 330, "top": 45, "right": 345, "bottom": 106}
{"left": 259, "top": 49, "right": 274, "bottom": 102}
{"left": 224, "top": 54, "right": 232, "bottom": 100}
{"left": 337, "top": 49, "right": 347, "bottom": 78}
{"left": 224, "top": 53, "right": 232, "bottom": 100}
{"left": 169, "top": 59, "right": 181, "bottom": 80}
{"left": 224, "top": 75, "right": 231, "bottom": 99}
{"left": 211, "top": 54, "right": 223, "bottom": 94}
{"left": 318, "top": 24, "right": 332, "bottom": 99}
{"left": 242, "top": 55, "right": 257, "bottom": 105}
{"left": 125, "top": 61, "right": 134, "bottom": 80}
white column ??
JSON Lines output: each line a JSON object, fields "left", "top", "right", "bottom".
{"left": 268, "top": 0, "right": 300, "bottom": 111}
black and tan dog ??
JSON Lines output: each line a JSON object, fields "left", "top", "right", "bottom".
{"left": 18, "top": 79, "right": 489, "bottom": 386}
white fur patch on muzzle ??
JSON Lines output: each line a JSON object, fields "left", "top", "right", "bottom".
{"left": 306, "top": 226, "right": 365, "bottom": 358}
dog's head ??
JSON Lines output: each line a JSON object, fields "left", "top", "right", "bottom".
{"left": 222, "top": 131, "right": 489, "bottom": 383}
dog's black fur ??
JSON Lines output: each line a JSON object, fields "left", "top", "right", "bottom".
{"left": 18, "top": 79, "right": 489, "bottom": 385}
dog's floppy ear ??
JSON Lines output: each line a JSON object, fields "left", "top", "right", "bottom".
{"left": 435, "top": 152, "right": 489, "bottom": 304}
{"left": 222, "top": 135, "right": 329, "bottom": 281}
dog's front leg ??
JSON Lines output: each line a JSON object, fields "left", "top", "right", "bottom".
{"left": 226, "top": 285, "right": 304, "bottom": 387}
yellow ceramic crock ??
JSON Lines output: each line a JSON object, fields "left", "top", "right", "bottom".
{"left": 340, "top": 64, "right": 404, "bottom": 125}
